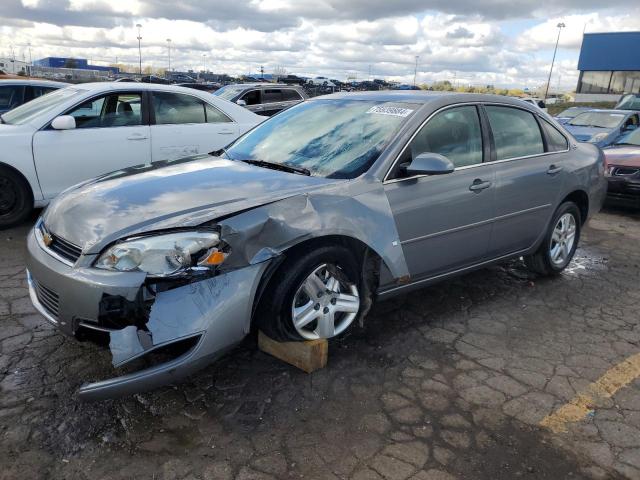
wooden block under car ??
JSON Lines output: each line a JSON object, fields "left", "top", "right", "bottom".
{"left": 258, "top": 331, "right": 328, "bottom": 373}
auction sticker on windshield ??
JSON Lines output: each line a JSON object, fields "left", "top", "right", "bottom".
{"left": 367, "top": 105, "right": 414, "bottom": 117}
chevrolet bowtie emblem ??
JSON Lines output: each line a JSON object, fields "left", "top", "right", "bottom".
{"left": 42, "top": 232, "right": 53, "bottom": 247}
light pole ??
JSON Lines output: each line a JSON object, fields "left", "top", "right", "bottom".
{"left": 202, "top": 54, "right": 207, "bottom": 77}
{"left": 413, "top": 55, "right": 419, "bottom": 87}
{"left": 136, "top": 23, "right": 142, "bottom": 75}
{"left": 166, "top": 38, "right": 171, "bottom": 76}
{"left": 544, "top": 22, "right": 565, "bottom": 100}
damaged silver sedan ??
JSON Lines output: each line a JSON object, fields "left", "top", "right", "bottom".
{"left": 26, "top": 92, "right": 606, "bottom": 400}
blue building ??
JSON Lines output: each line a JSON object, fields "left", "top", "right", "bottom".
{"left": 33, "top": 57, "right": 119, "bottom": 74}
{"left": 576, "top": 32, "right": 640, "bottom": 101}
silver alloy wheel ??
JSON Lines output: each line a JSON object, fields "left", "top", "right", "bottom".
{"left": 549, "top": 212, "right": 577, "bottom": 267}
{"left": 291, "top": 263, "right": 360, "bottom": 340}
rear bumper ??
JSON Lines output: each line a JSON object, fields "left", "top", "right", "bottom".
{"left": 26, "top": 226, "right": 269, "bottom": 401}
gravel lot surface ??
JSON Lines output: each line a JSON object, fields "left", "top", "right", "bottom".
{"left": 1, "top": 208, "right": 639, "bottom": 480}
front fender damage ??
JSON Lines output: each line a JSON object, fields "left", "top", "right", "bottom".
{"left": 81, "top": 181, "right": 408, "bottom": 400}
{"left": 217, "top": 182, "right": 409, "bottom": 280}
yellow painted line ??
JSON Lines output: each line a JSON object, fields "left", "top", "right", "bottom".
{"left": 540, "top": 352, "right": 640, "bottom": 433}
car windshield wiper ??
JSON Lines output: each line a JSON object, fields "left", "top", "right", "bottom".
{"left": 240, "top": 159, "right": 311, "bottom": 176}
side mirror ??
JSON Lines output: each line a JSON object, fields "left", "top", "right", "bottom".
{"left": 236, "top": 99, "right": 247, "bottom": 106}
{"left": 51, "top": 115, "right": 76, "bottom": 130}
{"left": 405, "top": 153, "right": 455, "bottom": 176}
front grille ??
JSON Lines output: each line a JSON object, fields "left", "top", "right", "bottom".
{"left": 34, "top": 279, "right": 60, "bottom": 318}
{"left": 612, "top": 167, "right": 640, "bottom": 177}
{"left": 47, "top": 232, "right": 83, "bottom": 263}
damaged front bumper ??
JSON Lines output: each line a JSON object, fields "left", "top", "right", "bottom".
{"left": 26, "top": 227, "right": 269, "bottom": 401}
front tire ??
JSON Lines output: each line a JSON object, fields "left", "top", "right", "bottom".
{"left": 257, "top": 245, "right": 362, "bottom": 342}
{"left": 0, "top": 167, "right": 33, "bottom": 229}
{"left": 524, "top": 201, "right": 581, "bottom": 276}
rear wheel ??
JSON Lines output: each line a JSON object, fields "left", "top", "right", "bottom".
{"left": 257, "top": 245, "right": 362, "bottom": 342}
{"left": 0, "top": 167, "right": 33, "bottom": 229}
{"left": 524, "top": 202, "right": 581, "bottom": 276}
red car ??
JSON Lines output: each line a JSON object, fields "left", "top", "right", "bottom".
{"left": 603, "top": 128, "right": 640, "bottom": 208}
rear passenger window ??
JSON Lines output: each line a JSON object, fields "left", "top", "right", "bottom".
{"left": 541, "top": 119, "right": 568, "bottom": 152}
{"left": 153, "top": 92, "right": 205, "bottom": 124}
{"left": 409, "top": 105, "right": 483, "bottom": 168}
{"left": 205, "top": 103, "right": 232, "bottom": 123}
{"left": 262, "top": 89, "right": 282, "bottom": 103}
{"left": 282, "top": 89, "right": 302, "bottom": 101}
{"left": 486, "top": 106, "right": 544, "bottom": 160}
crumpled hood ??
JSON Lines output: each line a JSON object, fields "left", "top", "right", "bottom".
{"left": 565, "top": 125, "right": 614, "bottom": 142}
{"left": 43, "top": 155, "right": 341, "bottom": 253}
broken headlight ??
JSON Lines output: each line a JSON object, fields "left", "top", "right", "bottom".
{"left": 95, "top": 231, "right": 225, "bottom": 277}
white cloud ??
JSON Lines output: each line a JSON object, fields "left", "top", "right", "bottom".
{"left": 1, "top": 1, "right": 639, "bottom": 90}
{"left": 517, "top": 12, "right": 640, "bottom": 51}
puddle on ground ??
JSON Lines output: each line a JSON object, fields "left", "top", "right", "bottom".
{"left": 497, "top": 246, "right": 608, "bottom": 281}
{"left": 562, "top": 247, "right": 608, "bottom": 277}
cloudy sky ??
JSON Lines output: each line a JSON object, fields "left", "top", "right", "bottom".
{"left": 1, "top": 0, "right": 639, "bottom": 90}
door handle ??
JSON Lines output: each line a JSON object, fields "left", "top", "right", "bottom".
{"left": 547, "top": 165, "right": 563, "bottom": 175}
{"left": 127, "top": 134, "right": 148, "bottom": 141}
{"left": 469, "top": 179, "right": 492, "bottom": 192}
{"left": 218, "top": 130, "right": 235, "bottom": 135}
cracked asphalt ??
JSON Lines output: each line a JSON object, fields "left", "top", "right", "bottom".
{"left": 1, "top": 208, "right": 640, "bottom": 480}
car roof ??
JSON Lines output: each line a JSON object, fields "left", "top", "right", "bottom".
{"left": 0, "top": 78, "right": 69, "bottom": 87}
{"left": 67, "top": 82, "right": 225, "bottom": 95}
{"left": 222, "top": 83, "right": 300, "bottom": 88}
{"left": 315, "top": 90, "right": 545, "bottom": 106}
{"left": 578, "top": 109, "right": 636, "bottom": 115}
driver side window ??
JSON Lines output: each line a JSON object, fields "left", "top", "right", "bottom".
{"left": 67, "top": 93, "right": 142, "bottom": 128}
{"left": 409, "top": 105, "right": 483, "bottom": 169}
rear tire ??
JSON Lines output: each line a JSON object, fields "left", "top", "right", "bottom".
{"left": 257, "top": 244, "right": 362, "bottom": 342}
{"left": 0, "top": 167, "right": 33, "bottom": 229}
{"left": 524, "top": 201, "right": 581, "bottom": 276}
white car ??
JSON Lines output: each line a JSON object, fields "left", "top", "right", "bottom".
{"left": 0, "top": 82, "right": 264, "bottom": 227}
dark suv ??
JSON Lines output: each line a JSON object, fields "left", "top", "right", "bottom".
{"left": 213, "top": 83, "right": 308, "bottom": 116}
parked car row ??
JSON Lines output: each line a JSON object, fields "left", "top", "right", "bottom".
{"left": 554, "top": 97, "right": 640, "bottom": 208}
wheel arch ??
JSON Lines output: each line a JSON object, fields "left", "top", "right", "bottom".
{"left": 0, "top": 161, "right": 36, "bottom": 205}
{"left": 561, "top": 189, "right": 589, "bottom": 225}
{"left": 250, "top": 234, "right": 386, "bottom": 327}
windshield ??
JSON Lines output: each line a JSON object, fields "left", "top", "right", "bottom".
{"left": 558, "top": 107, "right": 585, "bottom": 118}
{"left": 2, "top": 87, "right": 82, "bottom": 125}
{"left": 568, "top": 111, "right": 626, "bottom": 129}
{"left": 615, "top": 94, "right": 640, "bottom": 111}
{"left": 614, "top": 128, "right": 640, "bottom": 146}
{"left": 225, "top": 99, "right": 418, "bottom": 179}
{"left": 213, "top": 85, "right": 244, "bottom": 101}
